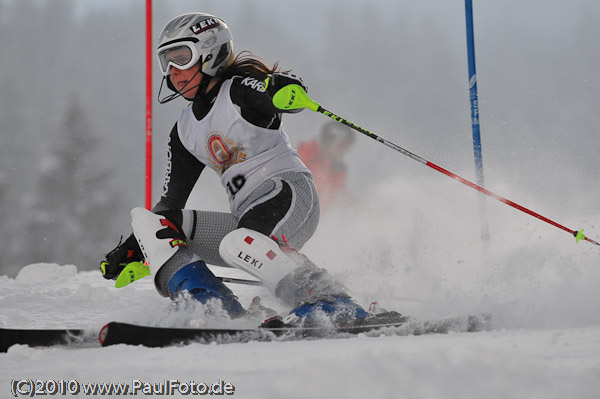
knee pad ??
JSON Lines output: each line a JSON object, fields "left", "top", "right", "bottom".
{"left": 219, "top": 228, "right": 298, "bottom": 293}
{"left": 130, "top": 207, "right": 187, "bottom": 278}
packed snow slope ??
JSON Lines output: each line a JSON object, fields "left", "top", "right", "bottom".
{"left": 1, "top": 264, "right": 599, "bottom": 399}
{"left": 2, "top": 175, "right": 600, "bottom": 399}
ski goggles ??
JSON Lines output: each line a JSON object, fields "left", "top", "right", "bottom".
{"left": 157, "top": 41, "right": 201, "bottom": 76}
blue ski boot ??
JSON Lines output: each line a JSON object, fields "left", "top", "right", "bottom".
{"left": 281, "top": 295, "right": 369, "bottom": 328}
{"left": 167, "top": 261, "right": 246, "bottom": 318}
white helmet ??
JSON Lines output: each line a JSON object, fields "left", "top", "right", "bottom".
{"left": 157, "top": 13, "right": 233, "bottom": 78}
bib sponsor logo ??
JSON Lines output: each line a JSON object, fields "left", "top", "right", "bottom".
{"left": 206, "top": 133, "right": 246, "bottom": 174}
{"left": 208, "top": 134, "right": 234, "bottom": 165}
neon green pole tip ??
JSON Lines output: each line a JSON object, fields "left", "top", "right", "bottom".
{"left": 115, "top": 261, "right": 151, "bottom": 288}
{"left": 574, "top": 229, "right": 586, "bottom": 243}
{"left": 272, "top": 84, "right": 320, "bottom": 112}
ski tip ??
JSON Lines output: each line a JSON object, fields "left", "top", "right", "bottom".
{"left": 98, "top": 322, "right": 111, "bottom": 346}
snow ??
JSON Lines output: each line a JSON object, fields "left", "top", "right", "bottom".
{"left": 2, "top": 1, "right": 599, "bottom": 397}
{"left": 2, "top": 227, "right": 600, "bottom": 399}
{"left": 5, "top": 127, "right": 599, "bottom": 398}
{"left": 2, "top": 176, "right": 600, "bottom": 398}
{"left": 3, "top": 325, "right": 599, "bottom": 399}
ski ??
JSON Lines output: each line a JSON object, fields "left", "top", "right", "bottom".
{"left": 98, "top": 317, "right": 411, "bottom": 348}
{"left": 1, "top": 313, "right": 491, "bottom": 351}
{"left": 0, "top": 327, "right": 87, "bottom": 352}
{"left": 98, "top": 312, "right": 491, "bottom": 348}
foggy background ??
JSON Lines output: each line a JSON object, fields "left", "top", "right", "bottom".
{"left": 1, "top": 0, "right": 599, "bottom": 286}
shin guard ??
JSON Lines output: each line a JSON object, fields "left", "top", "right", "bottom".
{"left": 130, "top": 207, "right": 186, "bottom": 283}
{"left": 219, "top": 228, "right": 297, "bottom": 294}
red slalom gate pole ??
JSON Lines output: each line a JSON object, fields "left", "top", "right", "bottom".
{"left": 144, "top": 0, "right": 153, "bottom": 210}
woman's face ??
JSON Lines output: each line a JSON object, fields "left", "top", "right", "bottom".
{"left": 169, "top": 62, "right": 203, "bottom": 100}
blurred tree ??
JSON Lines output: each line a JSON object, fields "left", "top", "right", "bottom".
{"left": 0, "top": 0, "right": 140, "bottom": 276}
{"left": 24, "top": 96, "right": 121, "bottom": 271}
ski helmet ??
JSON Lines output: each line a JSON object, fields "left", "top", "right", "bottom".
{"left": 157, "top": 13, "right": 234, "bottom": 78}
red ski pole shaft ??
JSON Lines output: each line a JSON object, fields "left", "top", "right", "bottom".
{"left": 271, "top": 84, "right": 599, "bottom": 246}
{"left": 320, "top": 105, "right": 600, "bottom": 247}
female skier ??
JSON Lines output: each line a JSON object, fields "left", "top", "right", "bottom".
{"left": 100, "top": 12, "right": 367, "bottom": 325}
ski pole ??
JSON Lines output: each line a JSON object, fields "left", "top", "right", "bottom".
{"left": 219, "top": 276, "right": 263, "bottom": 286}
{"left": 105, "top": 261, "right": 263, "bottom": 288}
{"left": 273, "top": 85, "right": 599, "bottom": 247}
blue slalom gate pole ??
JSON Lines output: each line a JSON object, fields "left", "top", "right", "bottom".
{"left": 465, "top": 0, "right": 490, "bottom": 242}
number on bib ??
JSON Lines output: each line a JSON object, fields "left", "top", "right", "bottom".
{"left": 227, "top": 174, "right": 246, "bottom": 197}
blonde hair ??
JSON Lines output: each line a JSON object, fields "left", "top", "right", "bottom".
{"left": 221, "top": 51, "right": 285, "bottom": 81}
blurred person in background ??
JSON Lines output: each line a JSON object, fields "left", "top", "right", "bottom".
{"left": 297, "top": 121, "right": 355, "bottom": 212}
